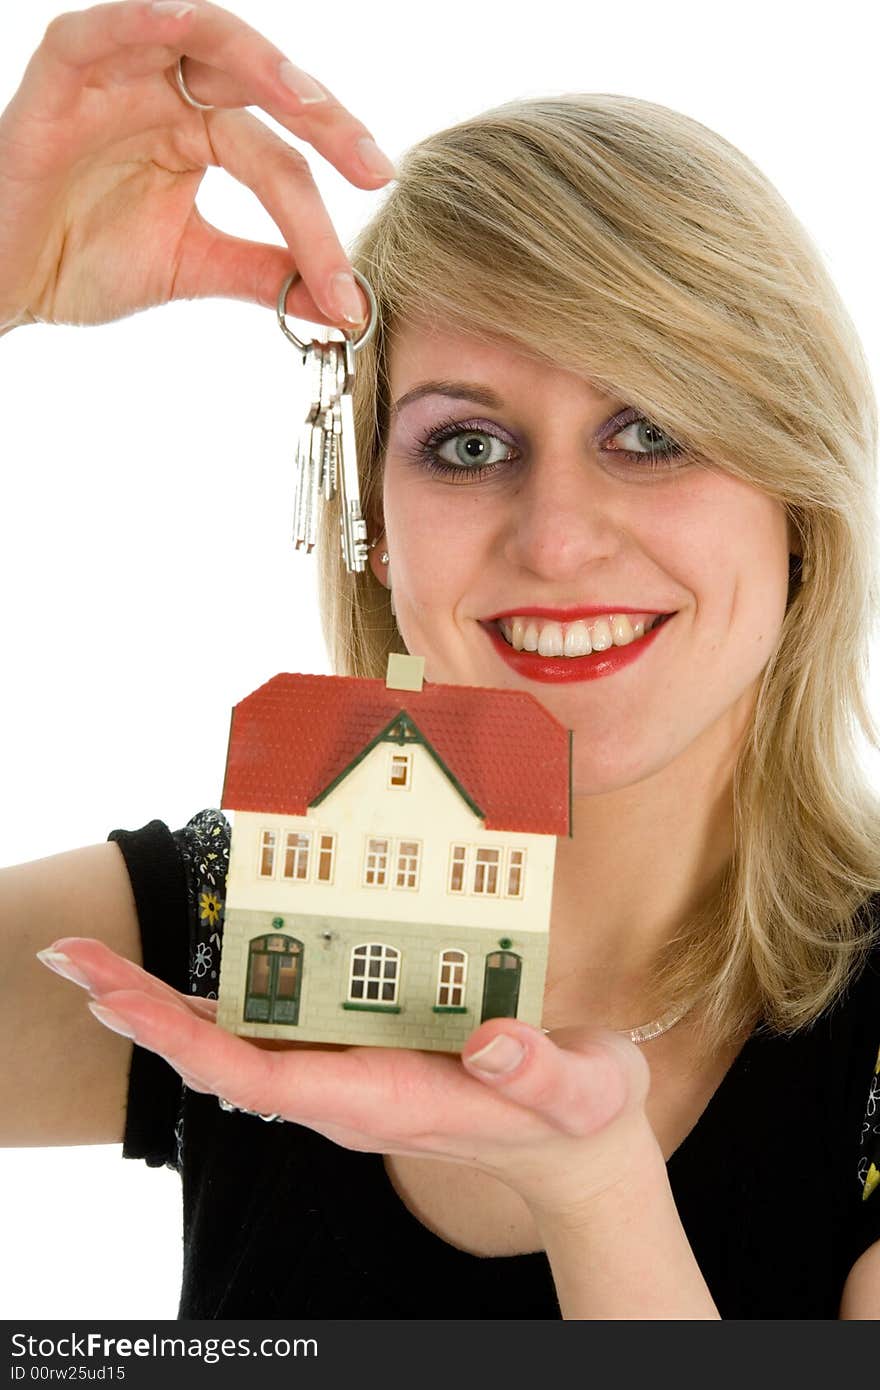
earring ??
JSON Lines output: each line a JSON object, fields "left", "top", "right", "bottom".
{"left": 380, "top": 551, "right": 389, "bottom": 564}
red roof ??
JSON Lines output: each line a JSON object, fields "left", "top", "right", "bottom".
{"left": 221, "top": 673, "right": 570, "bottom": 836}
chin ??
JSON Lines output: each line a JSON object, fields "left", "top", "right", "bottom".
{"left": 571, "top": 740, "right": 676, "bottom": 797}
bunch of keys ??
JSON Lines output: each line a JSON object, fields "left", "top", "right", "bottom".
{"left": 276, "top": 268, "right": 379, "bottom": 574}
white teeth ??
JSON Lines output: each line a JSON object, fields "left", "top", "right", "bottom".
{"left": 564, "top": 623, "right": 591, "bottom": 656}
{"left": 590, "top": 618, "right": 613, "bottom": 651}
{"left": 496, "top": 612, "right": 664, "bottom": 657}
{"left": 537, "top": 622, "right": 564, "bottom": 657}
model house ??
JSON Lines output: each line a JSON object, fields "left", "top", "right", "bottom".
{"left": 216, "top": 654, "right": 571, "bottom": 1052}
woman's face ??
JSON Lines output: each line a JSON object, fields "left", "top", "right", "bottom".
{"left": 373, "top": 318, "right": 794, "bottom": 796}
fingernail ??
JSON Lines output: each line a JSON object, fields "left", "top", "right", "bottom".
{"left": 279, "top": 60, "right": 327, "bottom": 105}
{"left": 36, "top": 948, "right": 93, "bottom": 991}
{"left": 330, "top": 271, "right": 366, "bottom": 325}
{"left": 356, "top": 137, "right": 397, "bottom": 180}
{"left": 466, "top": 1034, "right": 525, "bottom": 1076}
{"left": 151, "top": 2, "right": 197, "bottom": 18}
{"left": 88, "top": 1001, "right": 137, "bottom": 1041}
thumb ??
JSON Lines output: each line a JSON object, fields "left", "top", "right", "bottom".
{"left": 461, "top": 1019, "right": 651, "bottom": 1137}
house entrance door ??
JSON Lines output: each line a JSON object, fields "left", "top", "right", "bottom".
{"left": 244, "top": 933, "right": 304, "bottom": 1024}
{"left": 480, "top": 951, "right": 522, "bottom": 1022}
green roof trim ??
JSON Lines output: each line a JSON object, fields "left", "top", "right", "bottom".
{"left": 309, "top": 710, "right": 485, "bottom": 821}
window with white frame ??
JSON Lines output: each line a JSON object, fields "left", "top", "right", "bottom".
{"left": 395, "top": 840, "right": 420, "bottom": 889}
{"left": 448, "top": 844, "right": 467, "bottom": 893}
{"left": 389, "top": 751, "right": 411, "bottom": 788}
{"left": 259, "top": 829, "right": 277, "bottom": 878}
{"left": 317, "top": 833, "right": 335, "bottom": 883}
{"left": 349, "top": 943, "right": 400, "bottom": 1003}
{"left": 436, "top": 950, "right": 467, "bottom": 1007}
{"left": 364, "top": 837, "right": 389, "bottom": 886}
{"left": 282, "top": 831, "right": 310, "bottom": 881}
{"left": 447, "top": 843, "right": 527, "bottom": 897}
{"left": 473, "top": 847, "right": 501, "bottom": 895}
{"left": 505, "top": 848, "right": 526, "bottom": 898}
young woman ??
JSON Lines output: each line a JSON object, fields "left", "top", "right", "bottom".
{"left": 1, "top": 1, "right": 878, "bottom": 1319}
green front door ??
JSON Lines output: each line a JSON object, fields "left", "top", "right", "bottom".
{"left": 480, "top": 951, "right": 522, "bottom": 1022}
{"left": 244, "top": 934, "right": 304, "bottom": 1024}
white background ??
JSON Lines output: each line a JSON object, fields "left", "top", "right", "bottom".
{"left": 1, "top": 0, "right": 878, "bottom": 1319}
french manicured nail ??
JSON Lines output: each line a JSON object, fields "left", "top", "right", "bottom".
{"left": 35, "top": 949, "right": 93, "bottom": 991}
{"left": 279, "top": 60, "right": 327, "bottom": 105}
{"left": 330, "top": 271, "right": 365, "bottom": 325}
{"left": 88, "top": 1001, "right": 137, "bottom": 1040}
{"left": 466, "top": 1034, "right": 526, "bottom": 1075}
{"left": 151, "top": 2, "right": 197, "bottom": 18}
{"left": 356, "top": 137, "right": 397, "bottom": 180}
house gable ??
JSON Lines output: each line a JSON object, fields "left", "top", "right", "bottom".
{"left": 309, "top": 710, "right": 485, "bottom": 822}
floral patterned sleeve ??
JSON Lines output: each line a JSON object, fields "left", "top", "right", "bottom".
{"left": 857, "top": 1043, "right": 880, "bottom": 1205}
{"left": 168, "top": 809, "right": 231, "bottom": 1169}
{"left": 172, "top": 808, "right": 230, "bottom": 1005}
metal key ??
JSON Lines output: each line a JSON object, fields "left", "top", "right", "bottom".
{"left": 292, "top": 337, "right": 326, "bottom": 552}
{"left": 278, "top": 269, "right": 378, "bottom": 573}
{"left": 333, "top": 338, "right": 369, "bottom": 573}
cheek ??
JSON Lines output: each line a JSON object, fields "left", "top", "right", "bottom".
{"left": 653, "top": 474, "right": 790, "bottom": 630}
{"left": 384, "top": 473, "right": 483, "bottom": 605}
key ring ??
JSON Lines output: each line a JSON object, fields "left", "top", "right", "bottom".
{"left": 277, "top": 269, "right": 379, "bottom": 355}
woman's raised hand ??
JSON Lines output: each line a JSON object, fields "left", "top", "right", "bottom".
{"left": 0, "top": 1, "right": 394, "bottom": 333}
{"left": 37, "top": 936, "right": 657, "bottom": 1227}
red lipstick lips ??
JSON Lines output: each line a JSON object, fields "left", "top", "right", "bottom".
{"left": 480, "top": 613, "right": 674, "bottom": 684}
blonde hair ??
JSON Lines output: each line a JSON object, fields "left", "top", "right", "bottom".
{"left": 317, "top": 92, "right": 880, "bottom": 1049}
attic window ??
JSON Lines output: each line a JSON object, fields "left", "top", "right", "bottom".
{"left": 389, "top": 751, "right": 411, "bottom": 788}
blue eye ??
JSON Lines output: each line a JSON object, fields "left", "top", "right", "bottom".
{"left": 423, "top": 427, "right": 515, "bottom": 480}
{"left": 602, "top": 411, "right": 683, "bottom": 466}
{"left": 409, "top": 417, "right": 518, "bottom": 483}
{"left": 407, "top": 408, "right": 685, "bottom": 483}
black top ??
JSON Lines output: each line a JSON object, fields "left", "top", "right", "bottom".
{"left": 110, "top": 810, "right": 880, "bottom": 1319}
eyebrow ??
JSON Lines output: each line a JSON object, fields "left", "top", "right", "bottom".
{"left": 389, "top": 379, "right": 628, "bottom": 419}
{"left": 390, "top": 381, "right": 506, "bottom": 416}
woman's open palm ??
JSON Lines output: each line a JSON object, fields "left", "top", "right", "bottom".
{"left": 39, "top": 934, "right": 655, "bottom": 1224}
{"left": 0, "top": 1, "right": 392, "bottom": 331}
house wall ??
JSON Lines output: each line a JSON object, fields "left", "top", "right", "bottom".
{"left": 216, "top": 907, "right": 550, "bottom": 1052}
{"left": 225, "top": 738, "right": 557, "bottom": 931}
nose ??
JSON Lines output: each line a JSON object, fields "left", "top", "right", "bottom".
{"left": 502, "top": 449, "right": 623, "bottom": 582}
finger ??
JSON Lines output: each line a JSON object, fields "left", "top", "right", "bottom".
{"left": 84, "top": 986, "right": 455, "bottom": 1136}
{"left": 86, "top": 986, "right": 306, "bottom": 1115}
{"left": 36, "top": 936, "right": 218, "bottom": 1021}
{"left": 461, "top": 1020, "right": 649, "bottom": 1137}
{"left": 31, "top": 3, "right": 396, "bottom": 190}
{"left": 191, "top": 107, "right": 368, "bottom": 324}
